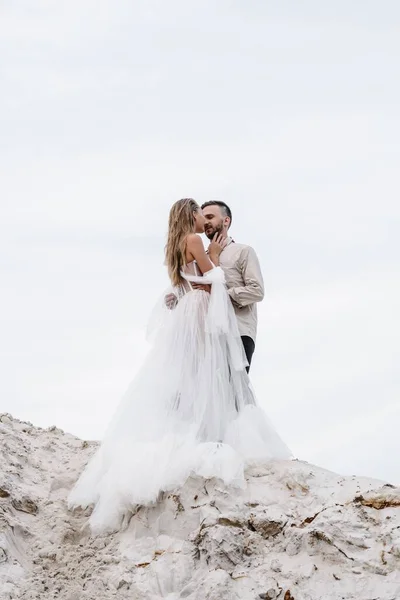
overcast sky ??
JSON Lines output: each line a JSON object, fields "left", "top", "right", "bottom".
{"left": 1, "top": 0, "right": 399, "bottom": 484}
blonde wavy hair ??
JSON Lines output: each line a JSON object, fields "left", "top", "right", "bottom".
{"left": 165, "top": 198, "right": 199, "bottom": 286}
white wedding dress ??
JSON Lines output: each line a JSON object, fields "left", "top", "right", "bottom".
{"left": 68, "top": 264, "right": 291, "bottom": 533}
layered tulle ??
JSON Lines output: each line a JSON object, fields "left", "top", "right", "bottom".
{"left": 68, "top": 266, "right": 291, "bottom": 533}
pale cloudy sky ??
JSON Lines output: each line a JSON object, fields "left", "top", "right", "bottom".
{"left": 1, "top": 1, "right": 399, "bottom": 483}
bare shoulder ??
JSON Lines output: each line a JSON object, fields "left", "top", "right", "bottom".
{"left": 185, "top": 233, "right": 206, "bottom": 262}
{"left": 186, "top": 233, "right": 203, "bottom": 248}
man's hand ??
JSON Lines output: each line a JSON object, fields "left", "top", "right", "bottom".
{"left": 192, "top": 283, "right": 211, "bottom": 293}
{"left": 165, "top": 293, "right": 178, "bottom": 309}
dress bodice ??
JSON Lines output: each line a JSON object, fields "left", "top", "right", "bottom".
{"left": 182, "top": 260, "right": 201, "bottom": 277}
{"left": 178, "top": 260, "right": 201, "bottom": 296}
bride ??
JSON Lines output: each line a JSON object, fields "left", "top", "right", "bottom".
{"left": 68, "top": 198, "right": 291, "bottom": 533}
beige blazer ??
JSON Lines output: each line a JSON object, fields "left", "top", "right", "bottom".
{"left": 219, "top": 238, "right": 264, "bottom": 342}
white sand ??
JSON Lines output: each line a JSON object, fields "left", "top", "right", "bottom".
{"left": 0, "top": 413, "right": 399, "bottom": 600}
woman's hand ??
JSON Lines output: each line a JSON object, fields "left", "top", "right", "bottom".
{"left": 208, "top": 233, "right": 227, "bottom": 263}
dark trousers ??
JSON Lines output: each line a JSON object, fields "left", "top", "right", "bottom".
{"left": 241, "top": 336, "right": 255, "bottom": 373}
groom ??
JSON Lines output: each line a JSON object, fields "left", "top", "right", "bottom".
{"left": 195, "top": 201, "right": 264, "bottom": 372}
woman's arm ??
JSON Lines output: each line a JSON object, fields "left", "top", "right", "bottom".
{"left": 185, "top": 233, "right": 225, "bottom": 273}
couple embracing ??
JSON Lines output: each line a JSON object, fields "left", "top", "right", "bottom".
{"left": 69, "top": 198, "right": 292, "bottom": 533}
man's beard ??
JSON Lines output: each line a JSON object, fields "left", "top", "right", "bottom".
{"left": 205, "top": 223, "right": 224, "bottom": 240}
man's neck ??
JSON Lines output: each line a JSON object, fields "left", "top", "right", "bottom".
{"left": 217, "top": 229, "right": 229, "bottom": 241}
{"left": 206, "top": 232, "right": 228, "bottom": 242}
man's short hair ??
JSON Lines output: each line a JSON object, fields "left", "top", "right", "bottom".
{"left": 201, "top": 201, "right": 232, "bottom": 226}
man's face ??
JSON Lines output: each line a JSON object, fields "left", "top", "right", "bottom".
{"left": 202, "top": 205, "right": 229, "bottom": 240}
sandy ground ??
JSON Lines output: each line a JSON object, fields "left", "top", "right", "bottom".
{"left": 0, "top": 413, "right": 399, "bottom": 600}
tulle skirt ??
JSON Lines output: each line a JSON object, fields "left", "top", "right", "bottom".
{"left": 68, "top": 268, "right": 292, "bottom": 533}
